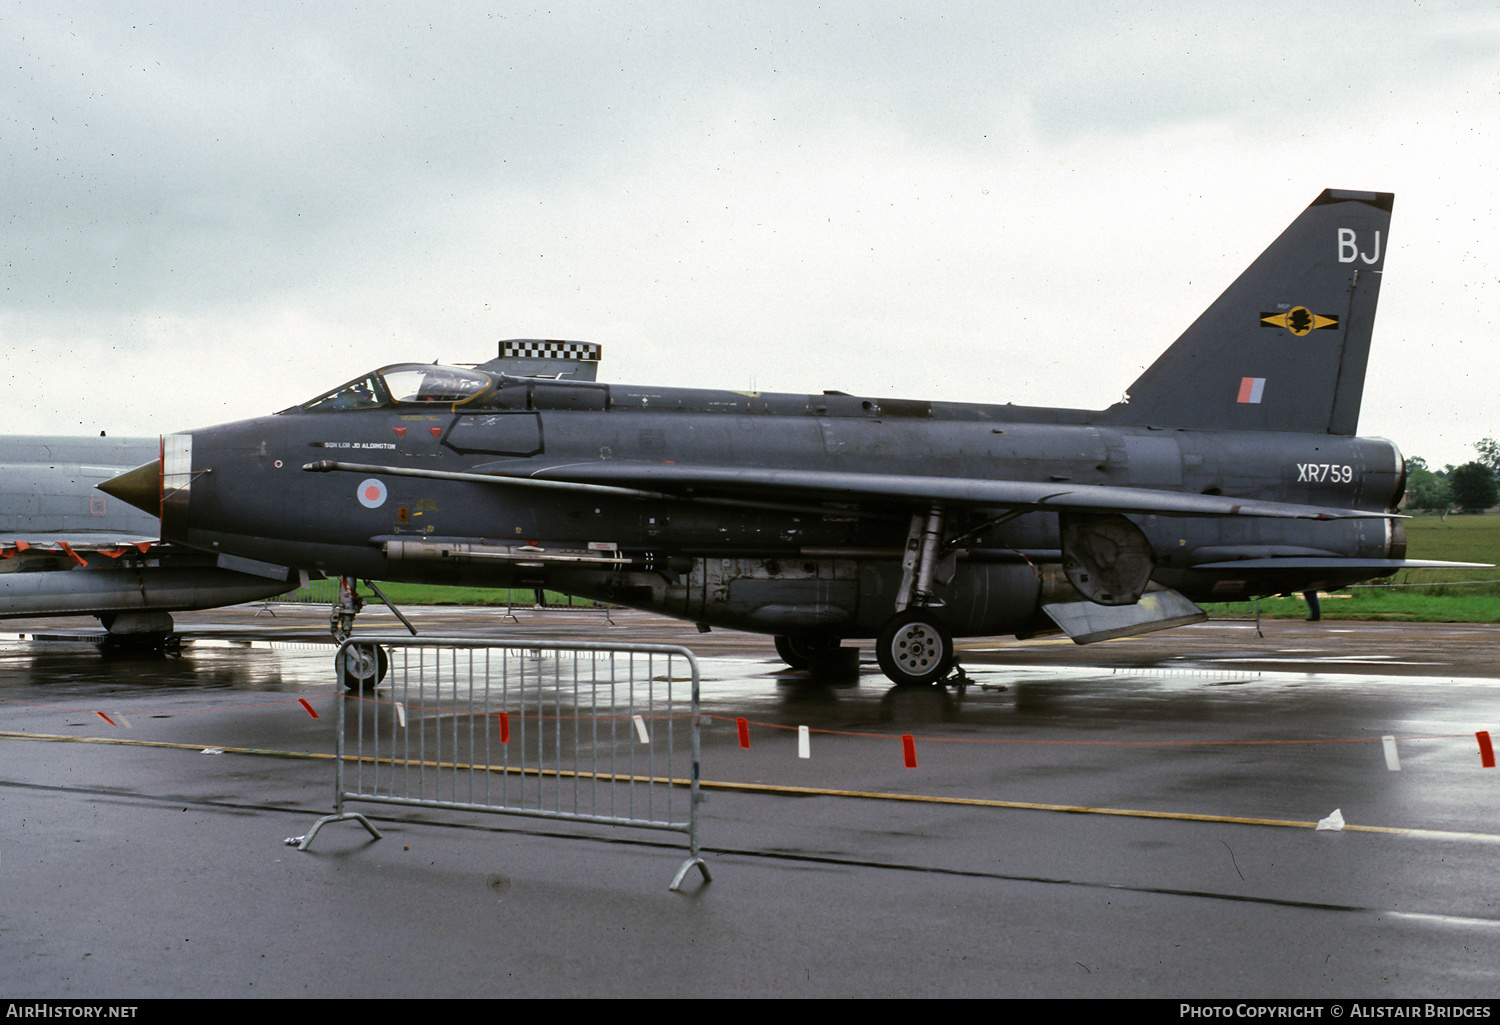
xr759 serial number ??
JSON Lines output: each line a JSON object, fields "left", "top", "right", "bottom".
{"left": 1297, "top": 463, "right": 1355, "bottom": 483}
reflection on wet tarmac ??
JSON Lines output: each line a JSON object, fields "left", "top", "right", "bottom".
{"left": 5, "top": 611, "right": 1500, "bottom": 998}
{"left": 0, "top": 636, "right": 300, "bottom": 694}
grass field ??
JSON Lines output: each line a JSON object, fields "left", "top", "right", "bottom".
{"left": 348, "top": 582, "right": 600, "bottom": 609}
{"left": 347, "top": 513, "right": 1500, "bottom": 623}
{"left": 1246, "top": 512, "right": 1500, "bottom": 622}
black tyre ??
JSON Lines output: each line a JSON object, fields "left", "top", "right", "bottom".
{"left": 774, "top": 634, "right": 839, "bottom": 670}
{"left": 338, "top": 642, "right": 389, "bottom": 692}
{"left": 875, "top": 610, "right": 954, "bottom": 686}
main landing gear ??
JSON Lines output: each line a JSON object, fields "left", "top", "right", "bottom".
{"left": 874, "top": 609, "right": 955, "bottom": 687}
{"left": 876, "top": 505, "right": 960, "bottom": 687}
{"left": 773, "top": 634, "right": 839, "bottom": 669}
{"left": 773, "top": 634, "right": 861, "bottom": 679}
{"left": 774, "top": 617, "right": 960, "bottom": 687}
{"left": 775, "top": 505, "right": 965, "bottom": 688}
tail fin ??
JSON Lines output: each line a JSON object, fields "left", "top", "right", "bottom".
{"left": 1102, "top": 189, "right": 1393, "bottom": 435}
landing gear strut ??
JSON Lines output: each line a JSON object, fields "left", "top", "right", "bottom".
{"left": 330, "top": 577, "right": 411, "bottom": 692}
{"left": 330, "top": 578, "right": 364, "bottom": 642}
{"left": 876, "top": 505, "right": 959, "bottom": 686}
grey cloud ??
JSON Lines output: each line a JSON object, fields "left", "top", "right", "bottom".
{"left": 0, "top": 0, "right": 1492, "bottom": 325}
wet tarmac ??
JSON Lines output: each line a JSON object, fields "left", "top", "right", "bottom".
{"left": 2, "top": 603, "right": 1498, "bottom": 998}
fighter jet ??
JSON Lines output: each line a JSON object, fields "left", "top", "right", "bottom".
{"left": 101, "top": 190, "right": 1462, "bottom": 683}
{"left": 1, "top": 435, "right": 295, "bottom": 642}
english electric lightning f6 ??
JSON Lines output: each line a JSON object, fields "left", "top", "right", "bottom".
{"left": 103, "top": 190, "right": 1462, "bottom": 685}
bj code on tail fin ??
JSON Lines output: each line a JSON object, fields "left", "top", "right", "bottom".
{"left": 1102, "top": 189, "right": 1393, "bottom": 435}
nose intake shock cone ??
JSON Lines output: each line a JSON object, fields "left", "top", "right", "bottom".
{"left": 98, "top": 459, "right": 162, "bottom": 517}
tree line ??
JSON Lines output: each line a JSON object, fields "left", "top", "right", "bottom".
{"left": 1404, "top": 438, "right": 1500, "bottom": 512}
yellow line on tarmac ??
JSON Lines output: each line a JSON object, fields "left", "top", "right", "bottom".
{"left": 5, "top": 729, "right": 1497, "bottom": 843}
{"left": 697, "top": 778, "right": 1500, "bottom": 842}
{"left": 0, "top": 729, "right": 338, "bottom": 761}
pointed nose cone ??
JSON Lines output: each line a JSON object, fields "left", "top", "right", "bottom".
{"left": 98, "top": 459, "right": 162, "bottom": 517}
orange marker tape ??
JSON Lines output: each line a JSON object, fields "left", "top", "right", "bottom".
{"left": 298, "top": 699, "right": 318, "bottom": 719}
{"left": 902, "top": 734, "right": 917, "bottom": 769}
{"left": 1478, "top": 731, "right": 1495, "bottom": 768}
{"left": 95, "top": 712, "right": 116, "bottom": 726}
{"left": 737, "top": 717, "right": 750, "bottom": 749}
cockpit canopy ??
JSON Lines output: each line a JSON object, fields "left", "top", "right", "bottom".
{"left": 294, "top": 364, "right": 495, "bottom": 412}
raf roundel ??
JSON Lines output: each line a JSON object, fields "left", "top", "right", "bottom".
{"left": 357, "top": 478, "right": 388, "bottom": 509}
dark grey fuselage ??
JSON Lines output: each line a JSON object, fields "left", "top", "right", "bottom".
{"left": 168, "top": 382, "right": 1405, "bottom": 639}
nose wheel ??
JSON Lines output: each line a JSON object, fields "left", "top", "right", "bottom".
{"left": 338, "top": 641, "right": 389, "bottom": 693}
{"left": 875, "top": 609, "right": 955, "bottom": 687}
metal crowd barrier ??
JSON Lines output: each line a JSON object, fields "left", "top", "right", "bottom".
{"left": 300, "top": 636, "right": 710, "bottom": 892}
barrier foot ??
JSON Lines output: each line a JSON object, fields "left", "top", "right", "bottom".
{"left": 669, "top": 856, "right": 712, "bottom": 892}
{"left": 298, "top": 811, "right": 384, "bottom": 851}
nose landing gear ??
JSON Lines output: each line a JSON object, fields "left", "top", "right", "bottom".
{"left": 330, "top": 577, "right": 415, "bottom": 692}
{"left": 337, "top": 641, "right": 389, "bottom": 693}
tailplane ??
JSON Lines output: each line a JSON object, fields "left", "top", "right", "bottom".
{"left": 1101, "top": 189, "right": 1393, "bottom": 435}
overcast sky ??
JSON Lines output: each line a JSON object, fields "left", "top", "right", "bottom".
{"left": 2, "top": 1, "right": 1495, "bottom": 467}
